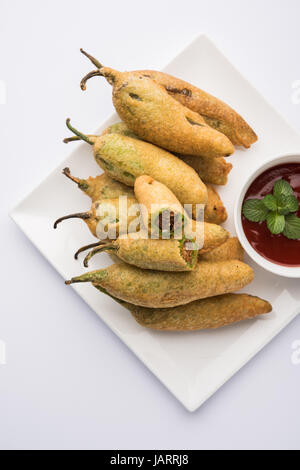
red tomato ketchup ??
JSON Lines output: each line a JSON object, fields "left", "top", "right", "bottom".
{"left": 242, "top": 163, "right": 300, "bottom": 266}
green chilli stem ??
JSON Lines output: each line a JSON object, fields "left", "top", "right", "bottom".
{"left": 80, "top": 70, "right": 102, "bottom": 90}
{"left": 80, "top": 49, "right": 103, "bottom": 69}
{"left": 84, "top": 245, "right": 116, "bottom": 267}
{"left": 62, "top": 167, "right": 80, "bottom": 184}
{"left": 62, "top": 167, "right": 89, "bottom": 191}
{"left": 53, "top": 211, "right": 90, "bottom": 229}
{"left": 63, "top": 136, "right": 81, "bottom": 144}
{"left": 74, "top": 241, "right": 104, "bottom": 260}
{"left": 65, "top": 118, "right": 94, "bottom": 145}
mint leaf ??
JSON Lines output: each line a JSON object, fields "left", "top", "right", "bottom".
{"left": 242, "top": 199, "right": 269, "bottom": 222}
{"left": 263, "top": 194, "right": 277, "bottom": 211}
{"left": 277, "top": 195, "right": 299, "bottom": 215}
{"left": 285, "top": 195, "right": 299, "bottom": 213}
{"left": 273, "top": 179, "right": 294, "bottom": 199}
{"left": 283, "top": 214, "right": 300, "bottom": 240}
{"left": 266, "top": 212, "right": 285, "bottom": 235}
{"left": 243, "top": 178, "right": 299, "bottom": 239}
{"left": 276, "top": 195, "right": 292, "bottom": 215}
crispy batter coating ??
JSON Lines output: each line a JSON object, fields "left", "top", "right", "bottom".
{"left": 88, "top": 175, "right": 226, "bottom": 229}
{"left": 69, "top": 169, "right": 226, "bottom": 227}
{"left": 62, "top": 170, "right": 228, "bottom": 259}
{"left": 134, "top": 175, "right": 188, "bottom": 237}
{"left": 138, "top": 70, "right": 257, "bottom": 148}
{"left": 62, "top": 167, "right": 135, "bottom": 201}
{"left": 54, "top": 198, "right": 139, "bottom": 240}
{"left": 92, "top": 198, "right": 139, "bottom": 238}
{"left": 84, "top": 173, "right": 134, "bottom": 200}
{"left": 66, "top": 260, "right": 254, "bottom": 308}
{"left": 93, "top": 133, "right": 208, "bottom": 206}
{"left": 86, "top": 235, "right": 198, "bottom": 271}
{"left": 179, "top": 154, "right": 233, "bottom": 185}
{"left": 203, "top": 185, "right": 228, "bottom": 225}
{"left": 193, "top": 221, "right": 229, "bottom": 253}
{"left": 63, "top": 203, "right": 228, "bottom": 256}
{"left": 98, "top": 67, "right": 234, "bottom": 158}
{"left": 199, "top": 237, "right": 244, "bottom": 262}
{"left": 134, "top": 175, "right": 182, "bottom": 210}
{"left": 102, "top": 122, "right": 138, "bottom": 139}
{"left": 124, "top": 294, "right": 271, "bottom": 330}
{"left": 102, "top": 122, "right": 233, "bottom": 185}
{"left": 100, "top": 128, "right": 227, "bottom": 226}
{"left": 196, "top": 221, "right": 229, "bottom": 252}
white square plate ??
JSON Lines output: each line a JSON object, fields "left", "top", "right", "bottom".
{"left": 11, "top": 35, "right": 300, "bottom": 412}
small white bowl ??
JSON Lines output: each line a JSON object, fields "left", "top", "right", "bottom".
{"left": 234, "top": 153, "right": 300, "bottom": 278}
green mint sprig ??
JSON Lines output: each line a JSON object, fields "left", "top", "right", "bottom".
{"left": 243, "top": 179, "right": 300, "bottom": 239}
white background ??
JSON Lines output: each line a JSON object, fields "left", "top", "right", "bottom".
{"left": 1, "top": 0, "right": 300, "bottom": 450}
